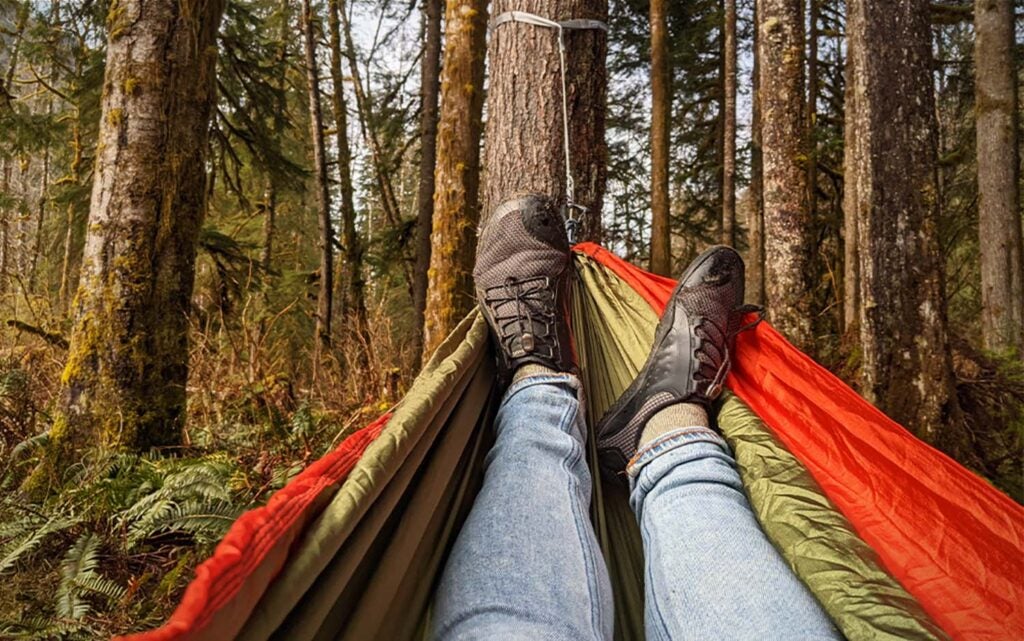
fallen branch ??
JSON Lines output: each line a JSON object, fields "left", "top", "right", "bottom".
{"left": 5, "top": 319, "right": 69, "bottom": 349}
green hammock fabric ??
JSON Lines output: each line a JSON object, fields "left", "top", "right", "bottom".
{"left": 230, "top": 254, "right": 943, "bottom": 641}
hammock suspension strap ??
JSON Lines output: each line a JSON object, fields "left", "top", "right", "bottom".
{"left": 491, "top": 10, "right": 608, "bottom": 244}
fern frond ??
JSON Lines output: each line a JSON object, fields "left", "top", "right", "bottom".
{"left": 8, "top": 431, "right": 48, "bottom": 460}
{"left": 0, "top": 514, "right": 79, "bottom": 574}
{"left": 56, "top": 532, "right": 103, "bottom": 620}
{"left": 74, "top": 574, "right": 127, "bottom": 602}
{"left": 125, "top": 498, "right": 177, "bottom": 548}
{"left": 55, "top": 532, "right": 125, "bottom": 621}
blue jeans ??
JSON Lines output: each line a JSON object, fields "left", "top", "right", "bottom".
{"left": 433, "top": 375, "right": 840, "bottom": 641}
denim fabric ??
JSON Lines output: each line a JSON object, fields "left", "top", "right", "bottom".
{"left": 628, "top": 426, "right": 842, "bottom": 641}
{"left": 434, "top": 379, "right": 840, "bottom": 641}
{"left": 433, "top": 374, "right": 614, "bottom": 641}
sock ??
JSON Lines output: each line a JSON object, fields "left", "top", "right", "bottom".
{"left": 640, "top": 402, "right": 710, "bottom": 446}
{"left": 512, "top": 363, "right": 558, "bottom": 384}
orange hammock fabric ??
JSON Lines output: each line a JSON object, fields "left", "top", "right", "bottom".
{"left": 121, "top": 245, "right": 1023, "bottom": 641}
{"left": 575, "top": 242, "right": 1024, "bottom": 641}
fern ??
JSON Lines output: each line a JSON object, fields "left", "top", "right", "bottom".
{"left": 117, "top": 457, "right": 241, "bottom": 548}
{"left": 0, "top": 513, "right": 80, "bottom": 575}
{"left": 55, "top": 532, "right": 125, "bottom": 621}
{"left": 0, "top": 614, "right": 92, "bottom": 639}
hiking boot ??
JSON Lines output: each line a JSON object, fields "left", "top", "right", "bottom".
{"left": 595, "top": 246, "right": 761, "bottom": 475}
{"left": 473, "top": 194, "right": 576, "bottom": 381}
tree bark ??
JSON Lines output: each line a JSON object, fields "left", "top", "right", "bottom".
{"left": 58, "top": 119, "right": 81, "bottom": 312}
{"left": 842, "top": 45, "right": 859, "bottom": 333}
{"left": 748, "top": 0, "right": 765, "bottom": 305}
{"left": 411, "top": 0, "right": 444, "bottom": 365}
{"left": 721, "top": 0, "right": 737, "bottom": 248}
{"left": 0, "top": 160, "right": 9, "bottom": 296}
{"left": 261, "top": 0, "right": 291, "bottom": 282}
{"left": 974, "top": 0, "right": 1023, "bottom": 353}
{"left": 0, "top": 4, "right": 27, "bottom": 296}
{"left": 483, "top": 0, "right": 608, "bottom": 242}
{"left": 422, "top": 0, "right": 488, "bottom": 359}
{"left": 806, "top": 0, "right": 819, "bottom": 233}
{"left": 302, "top": 0, "right": 334, "bottom": 364}
{"left": 759, "top": 0, "right": 812, "bottom": 348}
{"left": 328, "top": 0, "right": 368, "bottom": 343}
{"left": 846, "top": 0, "right": 961, "bottom": 445}
{"left": 648, "top": 0, "right": 671, "bottom": 275}
{"left": 33, "top": 0, "right": 225, "bottom": 489}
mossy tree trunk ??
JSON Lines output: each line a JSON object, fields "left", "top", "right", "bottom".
{"left": 648, "top": 0, "right": 671, "bottom": 275}
{"left": 33, "top": 0, "right": 225, "bottom": 489}
{"left": 846, "top": 0, "right": 962, "bottom": 446}
{"left": 759, "top": 0, "right": 812, "bottom": 349}
{"left": 483, "top": 0, "right": 608, "bottom": 241}
{"left": 411, "top": 0, "right": 444, "bottom": 366}
{"left": 974, "top": 0, "right": 1023, "bottom": 353}
{"left": 422, "top": 0, "right": 488, "bottom": 359}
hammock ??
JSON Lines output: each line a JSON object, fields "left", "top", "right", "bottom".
{"left": 119, "top": 244, "right": 1023, "bottom": 641}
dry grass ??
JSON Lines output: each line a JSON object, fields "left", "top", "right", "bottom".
{"left": 0, "top": 290, "right": 416, "bottom": 638}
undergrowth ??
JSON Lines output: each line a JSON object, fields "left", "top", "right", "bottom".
{"left": 0, "top": 294, "right": 410, "bottom": 639}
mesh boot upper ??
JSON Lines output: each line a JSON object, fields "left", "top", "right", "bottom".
{"left": 473, "top": 194, "right": 576, "bottom": 379}
{"left": 595, "top": 246, "right": 755, "bottom": 477}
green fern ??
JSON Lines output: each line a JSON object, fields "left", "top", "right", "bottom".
{"left": 0, "top": 513, "right": 80, "bottom": 575}
{"left": 0, "top": 613, "right": 92, "bottom": 639}
{"left": 118, "top": 457, "right": 241, "bottom": 548}
{"left": 55, "top": 532, "right": 125, "bottom": 621}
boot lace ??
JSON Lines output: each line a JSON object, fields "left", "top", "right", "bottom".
{"left": 694, "top": 304, "right": 765, "bottom": 399}
{"left": 483, "top": 276, "right": 559, "bottom": 359}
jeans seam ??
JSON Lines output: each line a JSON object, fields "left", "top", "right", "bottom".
{"left": 558, "top": 395, "right": 607, "bottom": 641}
{"left": 639, "top": 515, "right": 672, "bottom": 641}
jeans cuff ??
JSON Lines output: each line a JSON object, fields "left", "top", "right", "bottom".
{"left": 626, "top": 426, "right": 728, "bottom": 479}
{"left": 501, "top": 371, "right": 583, "bottom": 405}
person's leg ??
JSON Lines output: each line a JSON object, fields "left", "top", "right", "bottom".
{"left": 628, "top": 417, "right": 841, "bottom": 641}
{"left": 432, "top": 372, "right": 613, "bottom": 641}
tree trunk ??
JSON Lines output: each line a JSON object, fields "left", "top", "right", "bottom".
{"left": 422, "top": 0, "right": 488, "bottom": 359}
{"left": 806, "top": 0, "right": 818, "bottom": 232}
{"left": 30, "top": 0, "right": 59, "bottom": 292}
{"left": 0, "top": 5, "right": 27, "bottom": 297}
{"left": 327, "top": 0, "right": 368, "bottom": 344}
{"left": 721, "top": 0, "right": 737, "bottom": 248}
{"left": 846, "top": 0, "right": 961, "bottom": 445}
{"left": 748, "top": 0, "right": 765, "bottom": 305}
{"left": 483, "top": 0, "right": 608, "bottom": 242}
{"left": 975, "top": 0, "right": 1023, "bottom": 353}
{"left": 648, "top": 0, "right": 671, "bottom": 275}
{"left": 842, "top": 45, "right": 859, "bottom": 333}
{"left": 338, "top": 2, "right": 415, "bottom": 296}
{"left": 32, "top": 0, "right": 225, "bottom": 490}
{"left": 411, "top": 0, "right": 444, "bottom": 366}
{"left": 0, "top": 160, "right": 9, "bottom": 296}
{"left": 759, "top": 0, "right": 811, "bottom": 348}
{"left": 261, "top": 0, "right": 291, "bottom": 282}
{"left": 302, "top": 0, "right": 334, "bottom": 365}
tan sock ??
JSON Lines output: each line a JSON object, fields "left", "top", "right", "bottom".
{"left": 512, "top": 363, "right": 559, "bottom": 384}
{"left": 640, "top": 402, "right": 710, "bottom": 446}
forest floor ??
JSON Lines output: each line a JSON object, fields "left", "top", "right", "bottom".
{"left": 0, "top": 317, "right": 1021, "bottom": 639}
